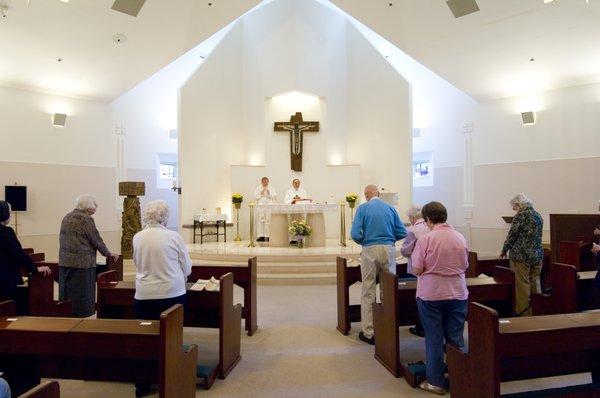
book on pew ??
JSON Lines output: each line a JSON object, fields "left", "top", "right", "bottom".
{"left": 190, "top": 277, "right": 220, "bottom": 292}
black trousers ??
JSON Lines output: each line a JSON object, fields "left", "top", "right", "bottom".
{"left": 133, "top": 294, "right": 187, "bottom": 320}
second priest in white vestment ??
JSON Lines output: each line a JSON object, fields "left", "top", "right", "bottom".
{"left": 254, "top": 177, "right": 277, "bottom": 241}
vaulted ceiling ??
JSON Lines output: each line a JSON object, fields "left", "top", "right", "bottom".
{"left": 0, "top": 0, "right": 598, "bottom": 102}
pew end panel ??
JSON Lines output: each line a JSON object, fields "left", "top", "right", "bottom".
{"left": 26, "top": 273, "right": 71, "bottom": 317}
{"left": 447, "top": 302, "right": 500, "bottom": 398}
{"left": 336, "top": 257, "right": 351, "bottom": 335}
{"left": 336, "top": 257, "right": 362, "bottom": 335}
{"left": 218, "top": 272, "right": 242, "bottom": 379}
{"left": 466, "top": 251, "right": 479, "bottom": 278}
{"left": 245, "top": 256, "right": 258, "bottom": 336}
{"left": 96, "top": 270, "right": 128, "bottom": 319}
{"left": 530, "top": 293, "right": 553, "bottom": 316}
{"left": 18, "top": 380, "right": 60, "bottom": 398}
{"left": 0, "top": 300, "right": 16, "bottom": 317}
{"left": 373, "top": 271, "right": 402, "bottom": 378}
{"left": 187, "top": 256, "right": 258, "bottom": 336}
{"left": 160, "top": 304, "right": 197, "bottom": 398}
{"left": 106, "top": 255, "right": 124, "bottom": 281}
{"left": 492, "top": 266, "right": 516, "bottom": 317}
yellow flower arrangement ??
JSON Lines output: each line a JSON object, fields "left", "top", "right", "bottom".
{"left": 289, "top": 219, "right": 312, "bottom": 236}
{"left": 232, "top": 193, "right": 244, "bottom": 204}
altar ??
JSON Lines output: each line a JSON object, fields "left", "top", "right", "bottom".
{"left": 254, "top": 203, "right": 339, "bottom": 247}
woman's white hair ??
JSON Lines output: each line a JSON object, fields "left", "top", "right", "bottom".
{"left": 143, "top": 200, "right": 170, "bottom": 226}
{"left": 406, "top": 205, "right": 422, "bottom": 219}
{"left": 509, "top": 193, "right": 533, "bottom": 208}
{"left": 75, "top": 194, "right": 98, "bottom": 211}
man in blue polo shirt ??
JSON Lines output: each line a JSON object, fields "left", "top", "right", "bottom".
{"left": 351, "top": 184, "right": 406, "bottom": 345}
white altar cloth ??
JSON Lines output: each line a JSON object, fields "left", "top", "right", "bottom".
{"left": 194, "top": 213, "right": 228, "bottom": 222}
{"left": 255, "top": 203, "right": 338, "bottom": 214}
{"left": 254, "top": 203, "right": 339, "bottom": 247}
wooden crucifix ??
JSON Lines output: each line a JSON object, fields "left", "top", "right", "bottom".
{"left": 274, "top": 112, "right": 319, "bottom": 172}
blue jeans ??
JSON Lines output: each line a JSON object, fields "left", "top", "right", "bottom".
{"left": 417, "top": 298, "right": 468, "bottom": 388}
{"left": 0, "top": 378, "right": 10, "bottom": 398}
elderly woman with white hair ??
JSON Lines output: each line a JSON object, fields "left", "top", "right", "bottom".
{"left": 132, "top": 200, "right": 191, "bottom": 319}
{"left": 499, "top": 193, "right": 543, "bottom": 316}
{"left": 59, "top": 194, "right": 118, "bottom": 317}
{"left": 132, "top": 200, "right": 192, "bottom": 397}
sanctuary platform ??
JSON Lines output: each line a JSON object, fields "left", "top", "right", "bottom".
{"left": 187, "top": 239, "right": 367, "bottom": 285}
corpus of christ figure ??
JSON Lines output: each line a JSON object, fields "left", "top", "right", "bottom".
{"left": 274, "top": 112, "right": 319, "bottom": 172}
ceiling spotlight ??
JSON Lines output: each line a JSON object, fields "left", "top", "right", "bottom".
{"left": 113, "top": 33, "right": 127, "bottom": 44}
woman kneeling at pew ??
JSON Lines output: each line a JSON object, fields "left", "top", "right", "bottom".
{"left": 411, "top": 201, "right": 469, "bottom": 395}
{"left": 132, "top": 200, "right": 192, "bottom": 397}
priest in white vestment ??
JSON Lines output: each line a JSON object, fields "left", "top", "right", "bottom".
{"left": 284, "top": 179, "right": 308, "bottom": 204}
{"left": 254, "top": 176, "right": 277, "bottom": 241}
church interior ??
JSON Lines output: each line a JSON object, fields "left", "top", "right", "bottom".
{"left": 1, "top": 0, "right": 600, "bottom": 397}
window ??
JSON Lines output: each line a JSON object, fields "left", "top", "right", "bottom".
{"left": 160, "top": 163, "right": 176, "bottom": 180}
{"left": 413, "top": 160, "right": 431, "bottom": 179}
{"left": 413, "top": 151, "right": 433, "bottom": 187}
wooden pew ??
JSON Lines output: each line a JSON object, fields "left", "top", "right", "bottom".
{"left": 531, "top": 262, "right": 600, "bottom": 315}
{"left": 372, "top": 266, "right": 515, "bottom": 386}
{"left": 97, "top": 270, "right": 241, "bottom": 388}
{"left": 187, "top": 256, "right": 257, "bottom": 336}
{"left": 0, "top": 301, "right": 197, "bottom": 398}
{"left": 559, "top": 238, "right": 596, "bottom": 271}
{"left": 28, "top": 253, "right": 45, "bottom": 263}
{"left": 18, "top": 381, "right": 60, "bottom": 398}
{"left": 22, "top": 248, "right": 34, "bottom": 255}
{"left": 336, "top": 254, "right": 479, "bottom": 336}
{"left": 25, "top": 255, "right": 124, "bottom": 283}
{"left": 447, "top": 302, "right": 600, "bottom": 397}
{"left": 15, "top": 273, "right": 71, "bottom": 317}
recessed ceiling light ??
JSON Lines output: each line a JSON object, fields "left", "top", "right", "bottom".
{"left": 57, "top": 58, "right": 62, "bottom": 62}
{"left": 113, "top": 33, "right": 127, "bottom": 44}
{"left": 58, "top": 0, "right": 70, "bottom": 3}
{"left": 543, "top": 0, "right": 554, "bottom": 3}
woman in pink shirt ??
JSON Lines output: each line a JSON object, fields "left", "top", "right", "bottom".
{"left": 411, "top": 201, "right": 469, "bottom": 395}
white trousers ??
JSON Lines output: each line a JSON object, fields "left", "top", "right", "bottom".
{"left": 360, "top": 244, "right": 396, "bottom": 338}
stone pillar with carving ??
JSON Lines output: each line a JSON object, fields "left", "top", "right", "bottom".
{"left": 119, "top": 182, "right": 145, "bottom": 259}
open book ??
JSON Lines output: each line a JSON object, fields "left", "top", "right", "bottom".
{"left": 190, "top": 276, "right": 220, "bottom": 292}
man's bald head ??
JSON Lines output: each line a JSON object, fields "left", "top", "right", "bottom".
{"left": 364, "top": 184, "right": 379, "bottom": 201}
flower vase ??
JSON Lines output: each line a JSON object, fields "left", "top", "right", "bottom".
{"left": 297, "top": 236, "right": 305, "bottom": 248}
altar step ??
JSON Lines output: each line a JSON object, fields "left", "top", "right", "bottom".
{"left": 257, "top": 272, "right": 337, "bottom": 285}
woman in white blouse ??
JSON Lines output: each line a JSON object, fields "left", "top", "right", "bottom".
{"left": 132, "top": 200, "right": 192, "bottom": 397}
{"left": 132, "top": 200, "right": 192, "bottom": 319}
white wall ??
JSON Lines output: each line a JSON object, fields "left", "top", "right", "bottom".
{"left": 179, "top": 0, "right": 412, "bottom": 242}
{"left": 0, "top": 85, "right": 119, "bottom": 260}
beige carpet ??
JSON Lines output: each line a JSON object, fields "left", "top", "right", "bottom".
{"left": 54, "top": 284, "right": 591, "bottom": 397}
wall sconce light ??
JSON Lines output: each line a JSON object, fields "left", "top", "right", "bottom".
{"left": 521, "top": 111, "right": 535, "bottom": 126}
{"left": 52, "top": 113, "right": 67, "bottom": 127}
